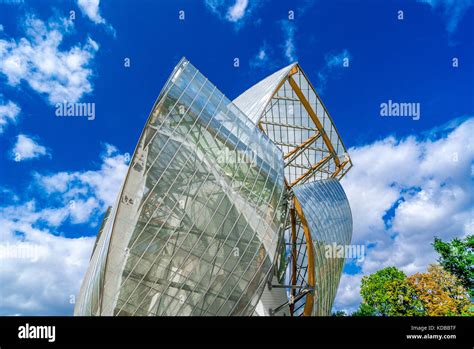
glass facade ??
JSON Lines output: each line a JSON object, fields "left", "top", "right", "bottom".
{"left": 293, "top": 179, "right": 352, "bottom": 315}
{"left": 76, "top": 58, "right": 353, "bottom": 317}
{"left": 75, "top": 59, "right": 287, "bottom": 316}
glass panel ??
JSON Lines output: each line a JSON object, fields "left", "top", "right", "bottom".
{"left": 293, "top": 179, "right": 352, "bottom": 315}
{"left": 75, "top": 58, "right": 287, "bottom": 316}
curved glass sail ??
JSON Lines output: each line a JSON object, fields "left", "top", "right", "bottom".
{"left": 75, "top": 59, "right": 353, "bottom": 317}
{"left": 75, "top": 205, "right": 115, "bottom": 315}
{"left": 292, "top": 179, "right": 352, "bottom": 315}
{"left": 75, "top": 58, "right": 287, "bottom": 316}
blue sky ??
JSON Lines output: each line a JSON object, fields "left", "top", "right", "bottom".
{"left": 0, "top": 0, "right": 473, "bottom": 315}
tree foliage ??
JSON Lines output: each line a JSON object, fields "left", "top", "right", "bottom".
{"left": 433, "top": 235, "right": 474, "bottom": 297}
{"left": 407, "top": 264, "right": 472, "bottom": 316}
{"left": 352, "top": 303, "right": 377, "bottom": 316}
{"left": 359, "top": 267, "right": 425, "bottom": 316}
{"left": 331, "top": 310, "right": 347, "bottom": 316}
{"left": 348, "top": 235, "right": 474, "bottom": 316}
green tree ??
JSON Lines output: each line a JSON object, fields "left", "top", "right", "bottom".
{"left": 360, "top": 266, "right": 425, "bottom": 316}
{"left": 352, "top": 303, "right": 377, "bottom": 316}
{"left": 433, "top": 235, "right": 474, "bottom": 297}
{"left": 331, "top": 310, "right": 347, "bottom": 316}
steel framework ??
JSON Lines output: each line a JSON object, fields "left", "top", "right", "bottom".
{"left": 234, "top": 63, "right": 352, "bottom": 316}
{"left": 75, "top": 59, "right": 353, "bottom": 317}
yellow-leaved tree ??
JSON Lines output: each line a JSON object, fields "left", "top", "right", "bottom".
{"left": 407, "top": 264, "right": 472, "bottom": 316}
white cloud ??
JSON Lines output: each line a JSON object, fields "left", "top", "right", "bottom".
{"left": 326, "top": 49, "right": 351, "bottom": 68}
{"left": 36, "top": 144, "right": 128, "bottom": 207}
{"left": 77, "top": 0, "right": 105, "bottom": 24}
{"left": 317, "top": 49, "right": 351, "bottom": 93}
{"left": 0, "top": 201, "right": 95, "bottom": 315}
{"left": 0, "top": 15, "right": 99, "bottom": 105}
{"left": 0, "top": 144, "right": 128, "bottom": 315}
{"left": 226, "top": 0, "right": 249, "bottom": 22}
{"left": 277, "top": 2, "right": 318, "bottom": 65}
{"left": 205, "top": 0, "right": 259, "bottom": 27}
{"left": 249, "top": 42, "right": 273, "bottom": 69}
{"left": 76, "top": 0, "right": 115, "bottom": 35}
{"left": 281, "top": 21, "right": 297, "bottom": 63}
{"left": 333, "top": 274, "right": 363, "bottom": 313}
{"left": 0, "top": 98, "right": 20, "bottom": 134}
{"left": 11, "top": 134, "right": 50, "bottom": 161}
{"left": 333, "top": 118, "right": 474, "bottom": 313}
{"left": 417, "top": 0, "right": 474, "bottom": 33}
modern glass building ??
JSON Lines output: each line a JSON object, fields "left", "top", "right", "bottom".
{"left": 75, "top": 58, "right": 352, "bottom": 316}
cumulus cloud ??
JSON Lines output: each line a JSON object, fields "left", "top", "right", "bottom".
{"left": 36, "top": 143, "right": 128, "bottom": 207}
{"left": 76, "top": 0, "right": 115, "bottom": 35}
{"left": 417, "top": 0, "right": 474, "bottom": 33}
{"left": 0, "top": 202, "right": 95, "bottom": 315}
{"left": 0, "top": 144, "right": 128, "bottom": 315}
{"left": 333, "top": 273, "right": 364, "bottom": 313}
{"left": 11, "top": 134, "right": 50, "bottom": 161}
{"left": 0, "top": 98, "right": 20, "bottom": 134}
{"left": 0, "top": 15, "right": 99, "bottom": 105}
{"left": 205, "top": 0, "right": 260, "bottom": 27}
{"left": 227, "top": 0, "right": 249, "bottom": 22}
{"left": 316, "top": 49, "right": 351, "bottom": 93}
{"left": 333, "top": 117, "right": 474, "bottom": 313}
{"left": 77, "top": 0, "right": 105, "bottom": 24}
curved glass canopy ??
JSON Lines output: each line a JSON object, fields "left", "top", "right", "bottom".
{"left": 292, "top": 179, "right": 352, "bottom": 316}
{"left": 75, "top": 58, "right": 353, "bottom": 317}
{"left": 75, "top": 59, "right": 287, "bottom": 316}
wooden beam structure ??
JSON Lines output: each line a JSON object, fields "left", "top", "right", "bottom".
{"left": 287, "top": 75, "right": 340, "bottom": 167}
{"left": 294, "top": 196, "right": 315, "bottom": 316}
{"left": 289, "top": 155, "right": 331, "bottom": 188}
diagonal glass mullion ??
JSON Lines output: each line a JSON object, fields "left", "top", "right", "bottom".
{"left": 112, "top": 84, "right": 225, "bottom": 311}
{"left": 223, "top": 190, "right": 285, "bottom": 315}
{"left": 124, "top": 97, "right": 261, "bottom": 315}
{"left": 124, "top": 121, "right": 250, "bottom": 314}
{"left": 173, "top": 139, "right": 283, "bottom": 315}
{"left": 136, "top": 72, "right": 209, "bottom": 216}
{"left": 209, "top": 171, "right": 285, "bottom": 315}
{"left": 120, "top": 81, "right": 219, "bottom": 255}
{"left": 114, "top": 109, "right": 231, "bottom": 312}
{"left": 132, "top": 115, "right": 263, "bottom": 315}
{"left": 170, "top": 146, "right": 276, "bottom": 315}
